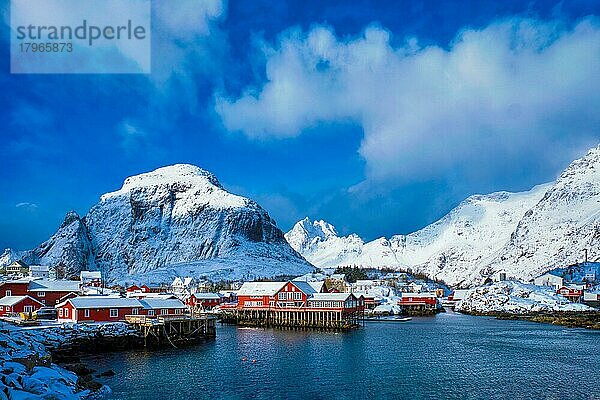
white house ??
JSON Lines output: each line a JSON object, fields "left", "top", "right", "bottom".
{"left": 171, "top": 277, "right": 196, "bottom": 293}
{"left": 353, "top": 280, "right": 384, "bottom": 292}
{"left": 29, "top": 265, "right": 55, "bottom": 279}
{"left": 533, "top": 272, "right": 564, "bottom": 289}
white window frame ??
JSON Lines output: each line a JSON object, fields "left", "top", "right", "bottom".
{"left": 59, "top": 308, "right": 63, "bottom": 317}
{"left": 38, "top": 291, "right": 45, "bottom": 297}
{"left": 131, "top": 308, "right": 139, "bottom": 315}
{"left": 148, "top": 310, "right": 155, "bottom": 316}
{"left": 23, "top": 305, "right": 33, "bottom": 313}
{"left": 161, "top": 309, "right": 168, "bottom": 315}
{"left": 5, "top": 290, "right": 11, "bottom": 297}
{"left": 64, "top": 308, "right": 69, "bottom": 318}
{"left": 110, "top": 309, "right": 118, "bottom": 318}
{"left": 278, "top": 292, "right": 285, "bottom": 300}
{"left": 84, "top": 309, "right": 90, "bottom": 318}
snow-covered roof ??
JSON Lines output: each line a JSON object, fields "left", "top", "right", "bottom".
{"left": 309, "top": 293, "right": 354, "bottom": 302}
{"left": 0, "top": 295, "right": 43, "bottom": 306}
{"left": 191, "top": 293, "right": 221, "bottom": 300}
{"left": 292, "top": 281, "right": 317, "bottom": 295}
{"left": 238, "top": 282, "right": 286, "bottom": 296}
{"left": 80, "top": 271, "right": 101, "bottom": 280}
{"left": 137, "top": 298, "right": 186, "bottom": 309}
{"left": 28, "top": 265, "right": 50, "bottom": 272}
{"left": 29, "top": 280, "right": 81, "bottom": 292}
{"left": 308, "top": 281, "right": 325, "bottom": 292}
{"left": 65, "top": 297, "right": 141, "bottom": 309}
{"left": 401, "top": 292, "right": 437, "bottom": 298}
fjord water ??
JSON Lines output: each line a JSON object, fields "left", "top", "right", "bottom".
{"left": 90, "top": 313, "right": 600, "bottom": 400}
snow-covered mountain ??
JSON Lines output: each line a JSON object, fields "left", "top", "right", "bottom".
{"left": 287, "top": 145, "right": 600, "bottom": 288}
{"left": 4, "top": 165, "right": 312, "bottom": 282}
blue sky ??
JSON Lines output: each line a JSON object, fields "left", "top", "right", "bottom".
{"left": 1, "top": 0, "right": 600, "bottom": 250}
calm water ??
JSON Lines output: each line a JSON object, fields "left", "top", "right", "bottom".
{"left": 87, "top": 312, "right": 600, "bottom": 400}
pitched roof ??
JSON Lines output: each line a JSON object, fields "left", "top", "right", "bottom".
{"left": 308, "top": 281, "right": 325, "bottom": 293}
{"left": 238, "top": 282, "right": 286, "bottom": 296}
{"left": 191, "top": 293, "right": 221, "bottom": 300}
{"left": 291, "top": 281, "right": 318, "bottom": 295}
{"left": 29, "top": 280, "right": 81, "bottom": 292}
{"left": 138, "top": 298, "right": 186, "bottom": 309}
{"left": 65, "top": 296, "right": 141, "bottom": 309}
{"left": 308, "top": 293, "right": 354, "bottom": 302}
{"left": 0, "top": 295, "right": 44, "bottom": 306}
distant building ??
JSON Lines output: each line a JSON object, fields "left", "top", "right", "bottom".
{"left": 353, "top": 280, "right": 383, "bottom": 292}
{"left": 29, "top": 265, "right": 55, "bottom": 279}
{"left": 185, "top": 293, "right": 223, "bottom": 310}
{"left": 80, "top": 271, "right": 102, "bottom": 287}
{"left": 557, "top": 286, "right": 583, "bottom": 302}
{"left": 534, "top": 272, "right": 564, "bottom": 289}
{"left": 398, "top": 292, "right": 439, "bottom": 309}
{"left": 6, "top": 261, "right": 28, "bottom": 276}
{"left": 171, "top": 277, "right": 196, "bottom": 294}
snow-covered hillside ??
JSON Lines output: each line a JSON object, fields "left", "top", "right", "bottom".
{"left": 287, "top": 184, "right": 549, "bottom": 285}
{"left": 4, "top": 165, "right": 312, "bottom": 282}
{"left": 482, "top": 145, "right": 600, "bottom": 281}
{"left": 287, "top": 145, "right": 600, "bottom": 288}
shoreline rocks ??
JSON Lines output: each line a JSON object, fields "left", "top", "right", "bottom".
{"left": 0, "top": 322, "right": 142, "bottom": 399}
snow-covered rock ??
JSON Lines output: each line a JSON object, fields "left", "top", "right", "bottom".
{"left": 6, "top": 165, "right": 312, "bottom": 282}
{"left": 0, "top": 322, "right": 136, "bottom": 399}
{"left": 455, "top": 281, "right": 592, "bottom": 314}
{"left": 287, "top": 144, "right": 600, "bottom": 287}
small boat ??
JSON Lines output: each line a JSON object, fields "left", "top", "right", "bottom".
{"left": 394, "top": 316, "right": 412, "bottom": 322}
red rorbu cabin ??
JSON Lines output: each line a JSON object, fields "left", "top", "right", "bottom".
{"left": 0, "top": 295, "right": 44, "bottom": 316}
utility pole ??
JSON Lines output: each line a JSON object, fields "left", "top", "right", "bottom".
{"left": 584, "top": 248, "right": 588, "bottom": 263}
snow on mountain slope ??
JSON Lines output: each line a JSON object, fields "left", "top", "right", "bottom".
{"left": 287, "top": 145, "right": 600, "bottom": 288}
{"left": 287, "top": 184, "right": 549, "bottom": 285}
{"left": 481, "top": 145, "right": 600, "bottom": 282}
{"left": 8, "top": 165, "right": 312, "bottom": 282}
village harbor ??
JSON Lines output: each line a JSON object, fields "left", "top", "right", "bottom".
{"left": 0, "top": 259, "right": 599, "bottom": 399}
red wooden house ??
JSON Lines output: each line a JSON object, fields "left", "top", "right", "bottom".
{"left": 0, "top": 279, "right": 31, "bottom": 298}
{"left": 398, "top": 293, "right": 438, "bottom": 308}
{"left": 126, "top": 285, "right": 142, "bottom": 293}
{"left": 56, "top": 296, "right": 187, "bottom": 323}
{"left": 27, "top": 279, "right": 81, "bottom": 306}
{"left": 557, "top": 286, "right": 584, "bottom": 302}
{"left": 185, "top": 293, "right": 223, "bottom": 310}
{"left": 0, "top": 295, "right": 44, "bottom": 316}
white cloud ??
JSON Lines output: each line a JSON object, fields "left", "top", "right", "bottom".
{"left": 15, "top": 202, "right": 38, "bottom": 212}
{"left": 216, "top": 18, "right": 600, "bottom": 185}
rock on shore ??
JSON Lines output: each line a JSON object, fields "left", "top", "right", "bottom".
{"left": 0, "top": 322, "right": 139, "bottom": 399}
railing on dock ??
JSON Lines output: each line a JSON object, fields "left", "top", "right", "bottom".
{"left": 124, "top": 314, "right": 217, "bottom": 347}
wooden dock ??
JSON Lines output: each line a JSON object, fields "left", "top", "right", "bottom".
{"left": 125, "top": 314, "right": 216, "bottom": 347}
{"left": 220, "top": 308, "right": 364, "bottom": 330}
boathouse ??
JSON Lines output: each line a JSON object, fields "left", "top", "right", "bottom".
{"left": 0, "top": 295, "right": 44, "bottom": 316}
{"left": 398, "top": 292, "right": 439, "bottom": 312}
{"left": 223, "top": 281, "right": 364, "bottom": 329}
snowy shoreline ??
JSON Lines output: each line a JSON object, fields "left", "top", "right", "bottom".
{"left": 0, "top": 322, "right": 141, "bottom": 399}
